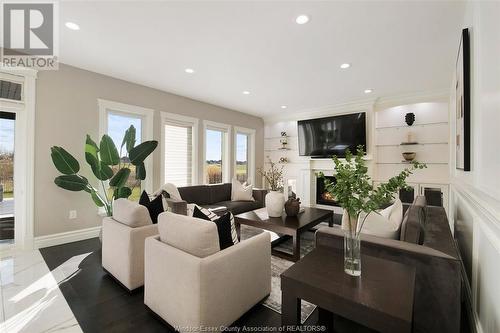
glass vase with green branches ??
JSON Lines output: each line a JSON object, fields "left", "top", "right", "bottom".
{"left": 318, "top": 145, "right": 426, "bottom": 276}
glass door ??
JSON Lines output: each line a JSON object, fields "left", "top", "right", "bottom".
{"left": 0, "top": 111, "right": 15, "bottom": 244}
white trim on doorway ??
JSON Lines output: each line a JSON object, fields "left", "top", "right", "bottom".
{"left": 0, "top": 66, "right": 37, "bottom": 251}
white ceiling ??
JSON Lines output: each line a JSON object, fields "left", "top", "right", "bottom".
{"left": 59, "top": 1, "right": 465, "bottom": 118}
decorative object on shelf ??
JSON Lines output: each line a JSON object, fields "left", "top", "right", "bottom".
{"left": 258, "top": 160, "right": 285, "bottom": 217}
{"left": 284, "top": 197, "right": 301, "bottom": 216}
{"left": 455, "top": 28, "right": 471, "bottom": 171}
{"left": 318, "top": 146, "right": 426, "bottom": 277}
{"left": 406, "top": 130, "right": 416, "bottom": 143}
{"left": 279, "top": 131, "right": 289, "bottom": 150}
{"left": 50, "top": 125, "right": 158, "bottom": 216}
{"left": 287, "top": 181, "right": 297, "bottom": 199}
{"left": 405, "top": 112, "right": 415, "bottom": 126}
{"left": 279, "top": 157, "right": 288, "bottom": 164}
{"left": 402, "top": 152, "right": 416, "bottom": 162}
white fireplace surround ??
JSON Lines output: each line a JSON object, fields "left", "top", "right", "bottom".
{"left": 294, "top": 159, "right": 374, "bottom": 215}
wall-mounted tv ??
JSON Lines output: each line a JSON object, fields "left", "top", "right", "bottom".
{"left": 298, "top": 112, "right": 366, "bottom": 157}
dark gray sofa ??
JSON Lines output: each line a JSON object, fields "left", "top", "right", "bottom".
{"left": 315, "top": 196, "right": 462, "bottom": 333}
{"left": 165, "top": 183, "right": 268, "bottom": 215}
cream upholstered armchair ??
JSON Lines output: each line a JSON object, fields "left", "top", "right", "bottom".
{"left": 144, "top": 212, "right": 271, "bottom": 333}
{"left": 102, "top": 199, "right": 158, "bottom": 291}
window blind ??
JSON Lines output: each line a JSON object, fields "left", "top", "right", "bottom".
{"left": 0, "top": 80, "right": 22, "bottom": 101}
{"left": 164, "top": 123, "right": 193, "bottom": 187}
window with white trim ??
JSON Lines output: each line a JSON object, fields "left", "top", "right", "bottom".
{"left": 162, "top": 113, "right": 198, "bottom": 187}
{"left": 204, "top": 121, "right": 231, "bottom": 184}
{"left": 234, "top": 126, "right": 256, "bottom": 185}
{"left": 98, "top": 100, "right": 154, "bottom": 201}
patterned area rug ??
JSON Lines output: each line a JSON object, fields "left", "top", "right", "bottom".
{"left": 240, "top": 222, "right": 330, "bottom": 323}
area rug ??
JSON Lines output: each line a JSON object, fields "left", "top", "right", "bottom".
{"left": 240, "top": 223, "right": 330, "bottom": 323}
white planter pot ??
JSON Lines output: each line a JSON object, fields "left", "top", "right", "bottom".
{"left": 265, "top": 191, "right": 285, "bottom": 217}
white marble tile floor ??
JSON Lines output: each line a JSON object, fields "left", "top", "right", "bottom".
{"left": 0, "top": 249, "right": 87, "bottom": 333}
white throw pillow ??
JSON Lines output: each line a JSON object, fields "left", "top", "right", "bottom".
{"left": 359, "top": 199, "right": 404, "bottom": 239}
{"left": 380, "top": 199, "right": 403, "bottom": 229}
{"left": 153, "top": 183, "right": 182, "bottom": 201}
{"left": 112, "top": 198, "right": 152, "bottom": 227}
{"left": 359, "top": 211, "right": 399, "bottom": 239}
{"left": 231, "top": 178, "right": 255, "bottom": 201}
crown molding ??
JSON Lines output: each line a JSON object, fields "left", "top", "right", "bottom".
{"left": 0, "top": 65, "right": 38, "bottom": 78}
{"left": 374, "top": 89, "right": 450, "bottom": 110}
{"left": 263, "top": 98, "right": 376, "bottom": 123}
{"left": 263, "top": 89, "right": 450, "bottom": 123}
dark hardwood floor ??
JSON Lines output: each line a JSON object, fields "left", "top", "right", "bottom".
{"left": 39, "top": 233, "right": 472, "bottom": 333}
{"left": 40, "top": 238, "right": 313, "bottom": 332}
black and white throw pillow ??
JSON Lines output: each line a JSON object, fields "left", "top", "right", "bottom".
{"left": 193, "top": 206, "right": 238, "bottom": 250}
{"left": 191, "top": 206, "right": 239, "bottom": 245}
{"left": 139, "top": 191, "right": 164, "bottom": 224}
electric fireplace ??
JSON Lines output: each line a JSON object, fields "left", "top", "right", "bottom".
{"left": 316, "top": 175, "right": 339, "bottom": 206}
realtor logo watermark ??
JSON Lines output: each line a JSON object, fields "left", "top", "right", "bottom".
{"left": 1, "top": 2, "right": 59, "bottom": 70}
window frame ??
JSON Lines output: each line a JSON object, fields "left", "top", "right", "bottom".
{"left": 203, "top": 120, "right": 231, "bottom": 184}
{"left": 234, "top": 126, "right": 256, "bottom": 185}
{"left": 98, "top": 99, "right": 155, "bottom": 194}
{"left": 161, "top": 111, "right": 199, "bottom": 187}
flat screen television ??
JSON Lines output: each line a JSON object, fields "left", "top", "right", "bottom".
{"left": 298, "top": 112, "right": 366, "bottom": 157}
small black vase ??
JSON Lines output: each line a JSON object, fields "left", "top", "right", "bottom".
{"left": 405, "top": 113, "right": 415, "bottom": 126}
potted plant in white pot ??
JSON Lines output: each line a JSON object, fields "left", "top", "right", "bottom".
{"left": 258, "top": 160, "right": 285, "bottom": 217}
{"left": 318, "top": 146, "right": 426, "bottom": 277}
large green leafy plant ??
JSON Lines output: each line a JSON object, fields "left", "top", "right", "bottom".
{"left": 50, "top": 125, "right": 157, "bottom": 216}
{"left": 318, "top": 146, "right": 426, "bottom": 236}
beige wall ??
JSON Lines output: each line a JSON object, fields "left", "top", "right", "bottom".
{"left": 35, "top": 64, "right": 264, "bottom": 237}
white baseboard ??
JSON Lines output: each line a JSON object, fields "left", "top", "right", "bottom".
{"left": 34, "top": 226, "right": 101, "bottom": 249}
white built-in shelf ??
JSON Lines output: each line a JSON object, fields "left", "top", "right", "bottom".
{"left": 264, "top": 161, "right": 303, "bottom": 165}
{"left": 376, "top": 142, "right": 448, "bottom": 147}
{"left": 376, "top": 162, "right": 448, "bottom": 165}
{"left": 375, "top": 121, "right": 448, "bottom": 130}
{"left": 264, "top": 136, "right": 298, "bottom": 140}
{"left": 264, "top": 148, "right": 297, "bottom": 152}
{"left": 372, "top": 179, "right": 450, "bottom": 185}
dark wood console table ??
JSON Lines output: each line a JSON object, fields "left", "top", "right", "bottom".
{"left": 281, "top": 246, "right": 416, "bottom": 332}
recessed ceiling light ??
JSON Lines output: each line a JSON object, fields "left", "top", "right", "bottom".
{"left": 364, "top": 89, "right": 373, "bottom": 94}
{"left": 242, "top": 91, "right": 250, "bottom": 95}
{"left": 185, "top": 68, "right": 195, "bottom": 74}
{"left": 65, "top": 22, "right": 80, "bottom": 30}
{"left": 281, "top": 105, "right": 287, "bottom": 109}
{"left": 340, "top": 63, "right": 351, "bottom": 69}
{"left": 295, "top": 15, "right": 310, "bottom": 25}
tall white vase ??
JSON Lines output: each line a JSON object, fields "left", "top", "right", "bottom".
{"left": 265, "top": 191, "right": 285, "bottom": 217}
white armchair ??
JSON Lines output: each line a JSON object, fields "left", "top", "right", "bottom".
{"left": 144, "top": 212, "right": 271, "bottom": 333}
{"left": 102, "top": 199, "right": 158, "bottom": 291}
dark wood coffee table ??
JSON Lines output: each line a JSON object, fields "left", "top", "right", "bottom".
{"left": 234, "top": 207, "right": 333, "bottom": 262}
{"left": 281, "top": 246, "right": 416, "bottom": 332}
